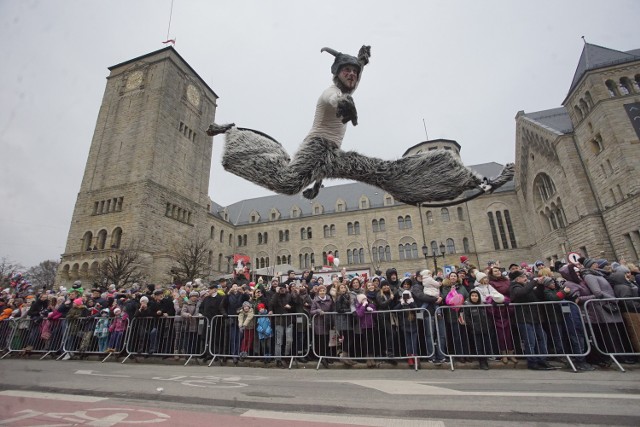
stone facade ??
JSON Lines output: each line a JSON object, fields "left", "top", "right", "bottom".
{"left": 57, "top": 43, "right": 640, "bottom": 287}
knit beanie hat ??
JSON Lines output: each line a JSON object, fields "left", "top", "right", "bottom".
{"left": 139, "top": 296, "right": 149, "bottom": 304}
{"left": 475, "top": 272, "right": 488, "bottom": 282}
{"left": 73, "top": 298, "right": 83, "bottom": 306}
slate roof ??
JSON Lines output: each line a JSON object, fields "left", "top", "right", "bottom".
{"left": 565, "top": 43, "right": 640, "bottom": 102}
{"left": 210, "top": 162, "right": 514, "bottom": 225}
{"left": 522, "top": 107, "right": 573, "bottom": 134}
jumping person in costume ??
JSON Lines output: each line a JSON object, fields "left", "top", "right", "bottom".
{"left": 207, "top": 45, "right": 514, "bottom": 205}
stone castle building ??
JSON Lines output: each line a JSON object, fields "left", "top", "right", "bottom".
{"left": 56, "top": 43, "right": 640, "bottom": 286}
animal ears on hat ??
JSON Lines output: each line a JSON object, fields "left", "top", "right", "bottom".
{"left": 321, "top": 47, "right": 361, "bottom": 76}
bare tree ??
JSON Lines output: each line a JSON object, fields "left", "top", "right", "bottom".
{"left": 0, "top": 256, "right": 24, "bottom": 288}
{"left": 97, "top": 245, "right": 144, "bottom": 287}
{"left": 26, "top": 260, "right": 59, "bottom": 291}
{"left": 169, "top": 233, "right": 210, "bottom": 284}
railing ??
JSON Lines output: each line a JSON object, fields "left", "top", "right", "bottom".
{"left": 2, "top": 299, "right": 638, "bottom": 373}
{"left": 311, "top": 308, "right": 434, "bottom": 371}
{"left": 436, "top": 300, "right": 590, "bottom": 371}
{"left": 208, "top": 313, "right": 311, "bottom": 369}
{"left": 583, "top": 297, "right": 640, "bottom": 372}
{"left": 2, "top": 317, "right": 66, "bottom": 360}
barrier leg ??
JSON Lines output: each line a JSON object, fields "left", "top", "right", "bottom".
{"left": 448, "top": 356, "right": 455, "bottom": 371}
{"left": 184, "top": 355, "right": 193, "bottom": 366}
{"left": 609, "top": 355, "right": 625, "bottom": 372}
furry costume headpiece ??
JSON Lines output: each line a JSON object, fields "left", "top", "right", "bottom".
{"left": 321, "top": 47, "right": 361, "bottom": 76}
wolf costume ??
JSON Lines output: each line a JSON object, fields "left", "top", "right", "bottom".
{"left": 208, "top": 45, "right": 514, "bottom": 206}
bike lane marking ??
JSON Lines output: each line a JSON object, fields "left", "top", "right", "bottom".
{"left": 0, "top": 390, "right": 108, "bottom": 402}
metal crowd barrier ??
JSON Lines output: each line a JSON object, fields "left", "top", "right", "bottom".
{"left": 311, "top": 308, "right": 434, "bottom": 371}
{"left": 1, "top": 317, "right": 66, "bottom": 360}
{"left": 208, "top": 313, "right": 311, "bottom": 369}
{"left": 122, "top": 315, "right": 209, "bottom": 365}
{"left": 583, "top": 297, "right": 640, "bottom": 372}
{"left": 436, "top": 300, "right": 590, "bottom": 371}
{"left": 0, "top": 319, "right": 16, "bottom": 357}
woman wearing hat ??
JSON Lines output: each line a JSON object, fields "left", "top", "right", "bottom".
{"left": 487, "top": 266, "right": 517, "bottom": 364}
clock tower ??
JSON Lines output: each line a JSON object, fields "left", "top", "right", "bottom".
{"left": 58, "top": 47, "right": 219, "bottom": 285}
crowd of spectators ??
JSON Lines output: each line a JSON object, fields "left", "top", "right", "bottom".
{"left": 1, "top": 257, "right": 639, "bottom": 371}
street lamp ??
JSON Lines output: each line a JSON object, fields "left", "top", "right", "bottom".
{"left": 422, "top": 242, "right": 446, "bottom": 274}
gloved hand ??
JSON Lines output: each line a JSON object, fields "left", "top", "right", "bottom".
{"left": 336, "top": 95, "right": 358, "bottom": 126}
{"left": 358, "top": 45, "right": 371, "bottom": 66}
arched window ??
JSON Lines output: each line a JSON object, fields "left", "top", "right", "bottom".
{"left": 347, "top": 249, "right": 353, "bottom": 264}
{"left": 229, "top": 233, "right": 233, "bottom": 246}
{"left": 441, "top": 208, "right": 450, "bottom": 222}
{"left": 585, "top": 91, "right": 594, "bottom": 108}
{"left": 533, "top": 173, "right": 557, "bottom": 203}
{"left": 372, "top": 219, "right": 379, "bottom": 232}
{"left": 457, "top": 207, "right": 464, "bottom": 221}
{"left": 307, "top": 227, "right": 312, "bottom": 239}
{"left": 398, "top": 244, "right": 405, "bottom": 261}
{"left": 359, "top": 248, "right": 364, "bottom": 263}
{"left": 463, "top": 237, "right": 470, "bottom": 253}
{"left": 279, "top": 230, "right": 284, "bottom": 242}
{"left": 220, "top": 230, "right": 224, "bottom": 243}
{"left": 446, "top": 238, "right": 455, "bottom": 254}
{"left": 97, "top": 229, "right": 107, "bottom": 250}
{"left": 426, "top": 210, "right": 433, "bottom": 224}
{"left": 431, "top": 240, "right": 439, "bottom": 255}
{"left": 372, "top": 246, "right": 379, "bottom": 263}
{"left": 397, "top": 216, "right": 405, "bottom": 230}
{"left": 385, "top": 245, "right": 391, "bottom": 261}
{"left": 111, "top": 227, "right": 122, "bottom": 249}
{"left": 208, "top": 251, "right": 213, "bottom": 266}
{"left": 284, "top": 230, "right": 289, "bottom": 241}
{"left": 354, "top": 221, "right": 360, "bottom": 235}
{"left": 258, "top": 233, "right": 263, "bottom": 245}
{"left": 347, "top": 222, "right": 354, "bottom": 235}
{"left": 243, "top": 235, "right": 247, "bottom": 246}
{"left": 238, "top": 235, "right": 243, "bottom": 246}
{"left": 404, "top": 216, "right": 412, "bottom": 229}
{"left": 301, "top": 228, "right": 307, "bottom": 240}
{"left": 379, "top": 219, "right": 386, "bottom": 231}
{"left": 324, "top": 225, "right": 330, "bottom": 238}
{"left": 263, "top": 232, "right": 268, "bottom": 244}
{"left": 605, "top": 80, "right": 618, "bottom": 97}
{"left": 218, "top": 253, "right": 223, "bottom": 271}
{"left": 574, "top": 105, "right": 583, "bottom": 120}
{"left": 411, "top": 243, "right": 418, "bottom": 259}
{"left": 82, "top": 231, "right": 93, "bottom": 251}
{"left": 620, "top": 77, "right": 633, "bottom": 95}
{"left": 330, "top": 224, "right": 336, "bottom": 236}
{"left": 579, "top": 99, "right": 589, "bottom": 114}
{"left": 210, "top": 225, "right": 215, "bottom": 239}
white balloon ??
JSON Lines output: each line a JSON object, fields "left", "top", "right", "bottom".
{"left": 333, "top": 258, "right": 340, "bottom": 267}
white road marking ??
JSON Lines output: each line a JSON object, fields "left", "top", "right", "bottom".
{"left": 75, "top": 369, "right": 130, "bottom": 378}
{"left": 0, "top": 390, "right": 108, "bottom": 402}
{"left": 241, "top": 409, "right": 444, "bottom": 426}
{"left": 345, "top": 380, "right": 640, "bottom": 399}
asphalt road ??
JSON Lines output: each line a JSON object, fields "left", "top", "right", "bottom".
{"left": 0, "top": 358, "right": 639, "bottom": 426}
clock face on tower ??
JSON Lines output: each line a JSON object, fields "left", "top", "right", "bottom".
{"left": 186, "top": 84, "right": 201, "bottom": 107}
{"left": 125, "top": 70, "right": 143, "bottom": 90}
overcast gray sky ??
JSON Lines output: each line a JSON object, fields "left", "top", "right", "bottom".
{"left": 1, "top": 0, "right": 638, "bottom": 268}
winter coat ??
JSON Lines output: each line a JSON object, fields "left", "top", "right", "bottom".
{"left": 334, "top": 293, "right": 353, "bottom": 331}
{"left": 473, "top": 283, "right": 504, "bottom": 304}
{"left": 270, "top": 292, "right": 293, "bottom": 326}
{"left": 310, "top": 295, "right": 334, "bottom": 335}
{"left": 108, "top": 314, "right": 128, "bottom": 333}
{"left": 181, "top": 301, "right": 202, "bottom": 333}
{"left": 411, "top": 278, "right": 440, "bottom": 314}
{"left": 238, "top": 310, "right": 255, "bottom": 329}
{"left": 223, "top": 291, "right": 248, "bottom": 316}
{"left": 609, "top": 270, "right": 640, "bottom": 311}
{"left": 462, "top": 300, "right": 493, "bottom": 335}
{"left": 509, "top": 278, "right": 545, "bottom": 324}
{"left": 440, "top": 284, "right": 469, "bottom": 322}
{"left": 199, "top": 293, "right": 224, "bottom": 319}
{"left": 385, "top": 268, "right": 401, "bottom": 293}
{"left": 355, "top": 298, "right": 375, "bottom": 329}
{"left": 582, "top": 269, "right": 623, "bottom": 323}
{"left": 94, "top": 317, "right": 110, "bottom": 338}
{"left": 256, "top": 313, "right": 273, "bottom": 339}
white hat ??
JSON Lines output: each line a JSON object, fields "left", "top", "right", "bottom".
{"left": 475, "top": 272, "right": 487, "bottom": 282}
{"left": 140, "top": 296, "right": 149, "bottom": 304}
